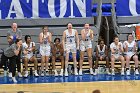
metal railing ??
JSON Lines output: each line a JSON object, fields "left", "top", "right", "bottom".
{"left": 111, "top": 0, "right": 119, "bottom": 36}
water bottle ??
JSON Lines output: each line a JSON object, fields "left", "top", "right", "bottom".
{"left": 100, "top": 67, "right": 104, "bottom": 74}
{"left": 130, "top": 66, "right": 134, "bottom": 73}
{"left": 98, "top": 66, "right": 100, "bottom": 74}
{"left": 132, "top": 30, "right": 136, "bottom": 41}
{"left": 68, "top": 65, "right": 72, "bottom": 74}
{"left": 102, "top": 65, "right": 106, "bottom": 74}
{"left": 98, "top": 66, "right": 105, "bottom": 74}
{"left": 98, "top": 66, "right": 101, "bottom": 74}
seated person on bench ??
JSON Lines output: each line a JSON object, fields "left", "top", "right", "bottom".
{"left": 22, "top": 35, "right": 39, "bottom": 77}
{"left": 123, "top": 34, "right": 139, "bottom": 75}
{"left": 51, "top": 38, "right": 64, "bottom": 76}
{"left": 95, "top": 39, "right": 110, "bottom": 75}
{"left": 110, "top": 36, "right": 125, "bottom": 75}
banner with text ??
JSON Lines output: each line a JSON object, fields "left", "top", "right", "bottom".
{"left": 0, "top": 0, "right": 92, "bottom": 19}
{"left": 116, "top": 0, "right": 140, "bottom": 16}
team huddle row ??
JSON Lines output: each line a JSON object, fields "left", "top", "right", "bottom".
{"left": 0, "top": 22, "right": 139, "bottom": 83}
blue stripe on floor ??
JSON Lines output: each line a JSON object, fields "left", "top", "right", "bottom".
{"left": 0, "top": 74, "right": 140, "bottom": 84}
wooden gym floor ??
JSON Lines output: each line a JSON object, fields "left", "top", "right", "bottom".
{"left": 0, "top": 73, "right": 140, "bottom": 93}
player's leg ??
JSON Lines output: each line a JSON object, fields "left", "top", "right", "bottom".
{"left": 110, "top": 55, "right": 115, "bottom": 75}
{"left": 65, "top": 52, "right": 69, "bottom": 76}
{"left": 79, "top": 51, "right": 84, "bottom": 75}
{"left": 105, "top": 56, "right": 110, "bottom": 74}
{"left": 52, "top": 56, "right": 58, "bottom": 76}
{"left": 60, "top": 56, "right": 64, "bottom": 76}
{"left": 87, "top": 48, "right": 94, "bottom": 75}
{"left": 125, "top": 55, "right": 131, "bottom": 75}
{"left": 45, "top": 46, "right": 51, "bottom": 76}
{"left": 23, "top": 57, "right": 29, "bottom": 77}
{"left": 40, "top": 47, "right": 46, "bottom": 76}
{"left": 94, "top": 56, "right": 99, "bottom": 75}
{"left": 133, "top": 55, "right": 139, "bottom": 75}
{"left": 72, "top": 52, "right": 78, "bottom": 75}
{"left": 118, "top": 55, "right": 125, "bottom": 75}
{"left": 30, "top": 56, "right": 39, "bottom": 76}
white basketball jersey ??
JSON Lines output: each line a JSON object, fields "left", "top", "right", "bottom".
{"left": 84, "top": 30, "right": 91, "bottom": 41}
{"left": 65, "top": 29, "right": 76, "bottom": 44}
{"left": 110, "top": 42, "right": 123, "bottom": 55}
{"left": 22, "top": 42, "right": 35, "bottom": 55}
{"left": 97, "top": 45, "right": 106, "bottom": 56}
{"left": 40, "top": 32, "right": 50, "bottom": 46}
{"left": 125, "top": 41, "right": 135, "bottom": 53}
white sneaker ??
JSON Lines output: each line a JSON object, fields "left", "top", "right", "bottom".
{"left": 24, "top": 71, "right": 28, "bottom": 78}
{"left": 54, "top": 70, "right": 58, "bottom": 76}
{"left": 65, "top": 70, "right": 68, "bottom": 76}
{"left": 9, "top": 72, "right": 12, "bottom": 77}
{"left": 79, "top": 69, "right": 83, "bottom": 76}
{"left": 106, "top": 68, "right": 111, "bottom": 75}
{"left": 74, "top": 69, "right": 78, "bottom": 75}
{"left": 34, "top": 70, "right": 39, "bottom": 77}
{"left": 93, "top": 69, "right": 98, "bottom": 75}
{"left": 135, "top": 69, "right": 139, "bottom": 75}
{"left": 12, "top": 77, "right": 17, "bottom": 83}
{"left": 4, "top": 70, "right": 7, "bottom": 76}
{"left": 59, "top": 69, "right": 63, "bottom": 76}
{"left": 90, "top": 68, "right": 94, "bottom": 75}
{"left": 107, "top": 71, "right": 111, "bottom": 75}
{"left": 18, "top": 72, "right": 22, "bottom": 78}
{"left": 40, "top": 71, "right": 44, "bottom": 76}
{"left": 45, "top": 71, "right": 49, "bottom": 76}
{"left": 111, "top": 69, "right": 115, "bottom": 75}
{"left": 126, "top": 70, "right": 130, "bottom": 75}
{"left": 121, "top": 70, "right": 125, "bottom": 75}
{"left": 112, "top": 72, "right": 115, "bottom": 75}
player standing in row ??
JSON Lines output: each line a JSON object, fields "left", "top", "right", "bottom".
{"left": 79, "top": 23, "right": 94, "bottom": 75}
{"left": 39, "top": 26, "right": 52, "bottom": 76}
{"left": 62, "top": 22, "right": 79, "bottom": 76}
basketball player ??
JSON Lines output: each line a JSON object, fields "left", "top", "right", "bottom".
{"left": 51, "top": 38, "right": 64, "bottom": 76}
{"left": 22, "top": 35, "right": 39, "bottom": 77}
{"left": 62, "top": 22, "right": 79, "bottom": 76}
{"left": 95, "top": 39, "right": 110, "bottom": 75}
{"left": 123, "top": 34, "right": 139, "bottom": 75}
{"left": 79, "top": 23, "right": 94, "bottom": 75}
{"left": 110, "top": 36, "right": 125, "bottom": 75}
{"left": 39, "top": 26, "right": 52, "bottom": 76}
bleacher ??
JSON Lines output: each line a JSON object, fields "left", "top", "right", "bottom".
{"left": 111, "top": 0, "right": 140, "bottom": 42}
{"left": 0, "top": 0, "right": 104, "bottom": 73}
{"left": 0, "top": 18, "right": 98, "bottom": 73}
{"left": 0, "top": 0, "right": 140, "bottom": 74}
{"left": 92, "top": 0, "right": 116, "bottom": 16}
